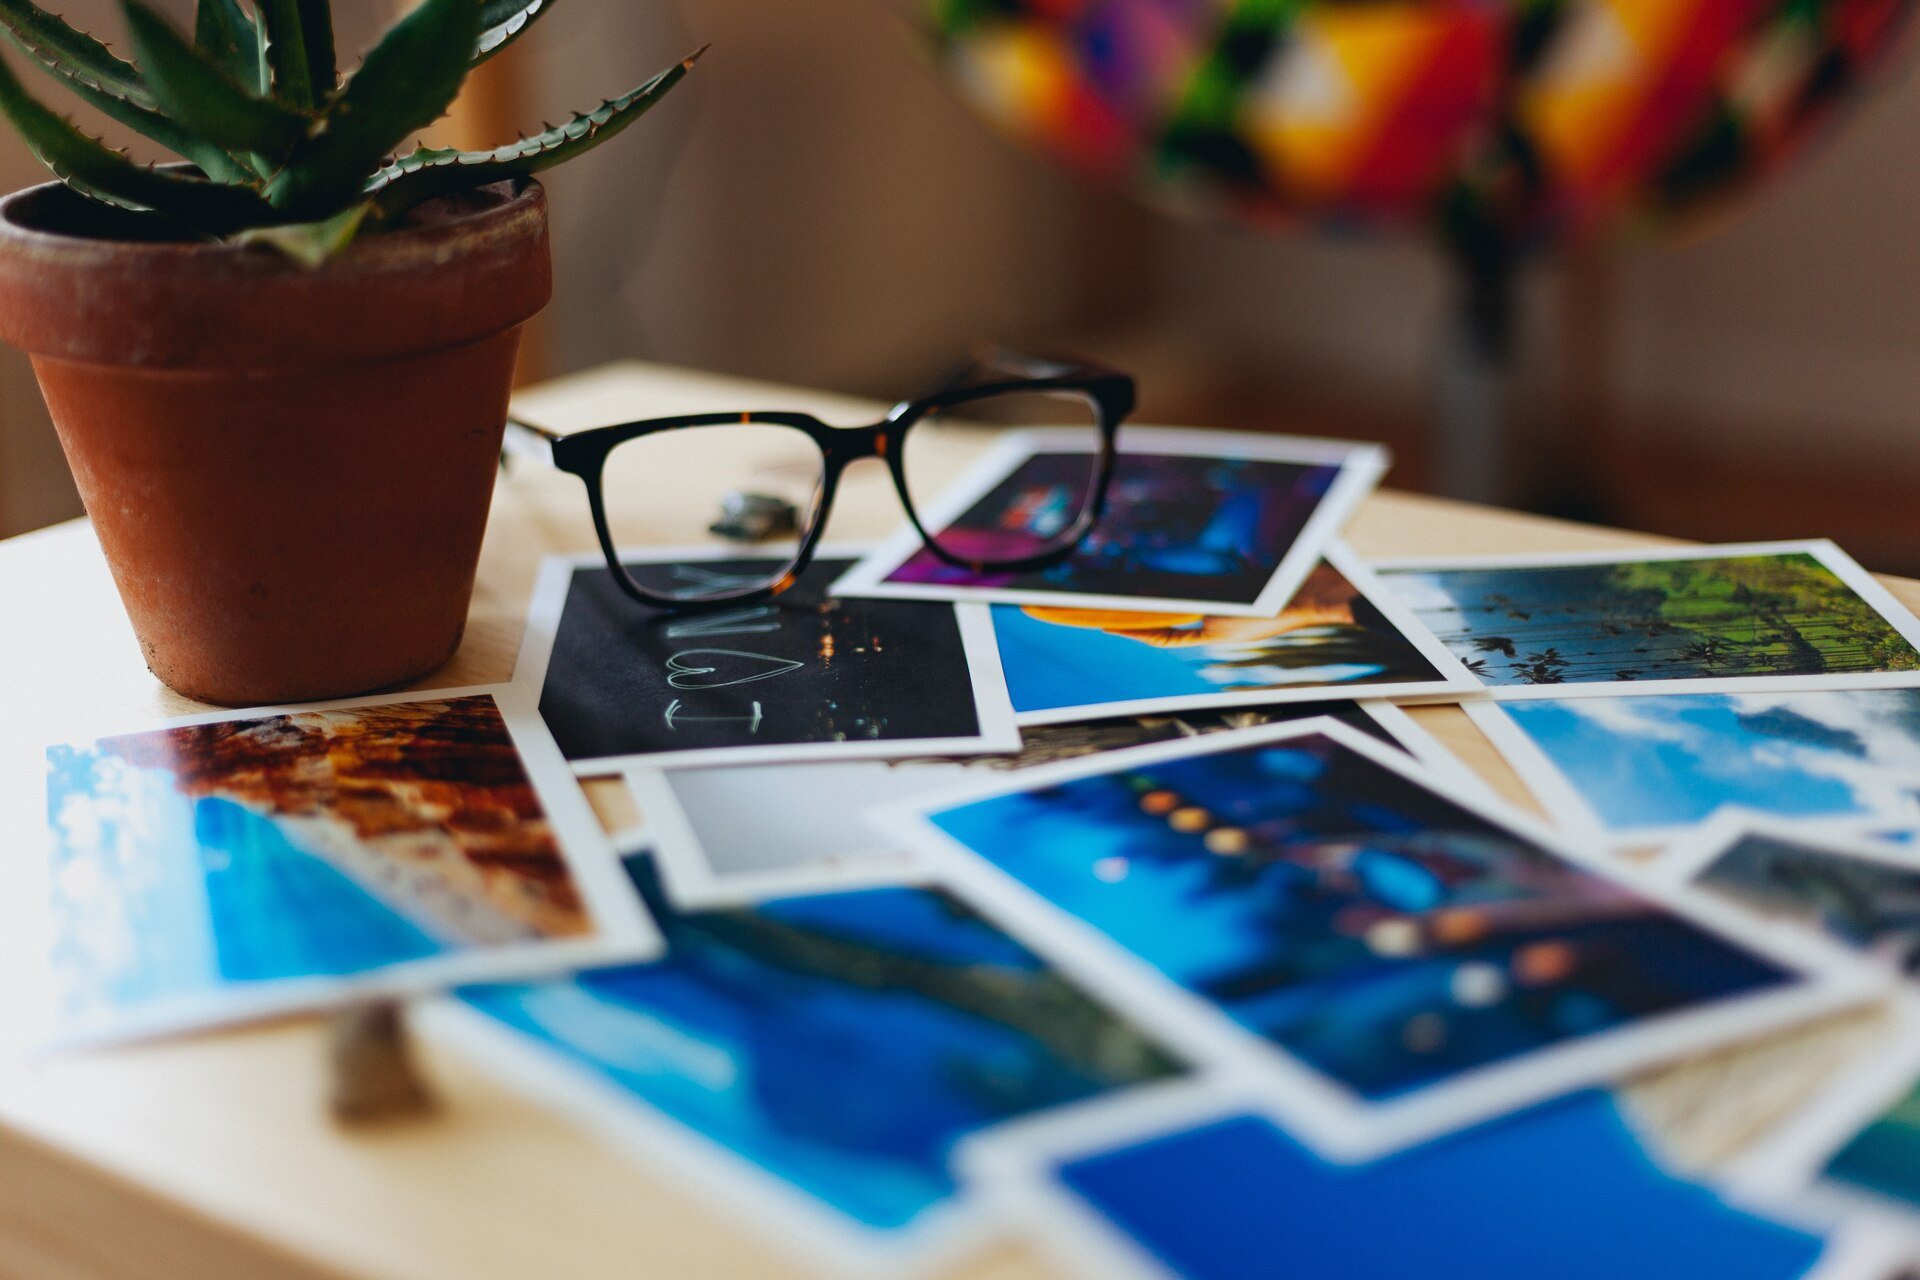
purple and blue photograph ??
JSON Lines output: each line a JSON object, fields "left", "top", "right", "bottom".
{"left": 985, "top": 1091, "right": 1828, "bottom": 1280}
{"left": 456, "top": 853, "right": 1179, "bottom": 1265}
{"left": 881, "top": 724, "right": 1866, "bottom": 1154}
{"left": 989, "top": 555, "right": 1469, "bottom": 722}
{"left": 833, "top": 430, "right": 1385, "bottom": 616}
{"left": 1479, "top": 689, "right": 1920, "bottom": 844}
{"left": 1377, "top": 544, "right": 1920, "bottom": 697}
{"left": 43, "top": 693, "right": 650, "bottom": 1044}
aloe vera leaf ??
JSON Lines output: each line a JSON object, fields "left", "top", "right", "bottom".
{"left": 265, "top": 0, "right": 481, "bottom": 219}
{"left": 229, "top": 198, "right": 368, "bottom": 265}
{"left": 255, "top": 0, "right": 311, "bottom": 107}
{"left": 195, "top": 0, "right": 266, "bottom": 95}
{"left": 474, "top": 0, "right": 551, "bottom": 63}
{"left": 0, "top": 48, "right": 278, "bottom": 233}
{"left": 366, "top": 50, "right": 697, "bottom": 218}
{"left": 124, "top": 0, "right": 307, "bottom": 161}
{"left": 0, "top": 0, "right": 146, "bottom": 102}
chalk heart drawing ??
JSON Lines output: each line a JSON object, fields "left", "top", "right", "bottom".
{"left": 665, "top": 648, "right": 805, "bottom": 690}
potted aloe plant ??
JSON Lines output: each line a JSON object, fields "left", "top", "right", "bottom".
{"left": 0, "top": 0, "right": 696, "bottom": 705}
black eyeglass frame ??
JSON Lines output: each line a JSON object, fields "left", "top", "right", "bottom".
{"left": 511, "top": 352, "right": 1135, "bottom": 611}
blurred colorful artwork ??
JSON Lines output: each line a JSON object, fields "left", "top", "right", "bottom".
{"left": 459, "top": 855, "right": 1179, "bottom": 1259}
{"left": 1381, "top": 544, "right": 1920, "bottom": 695}
{"left": 1487, "top": 689, "right": 1920, "bottom": 841}
{"left": 990, "top": 553, "right": 1468, "bottom": 722}
{"left": 1028, "top": 1094, "right": 1828, "bottom": 1280}
{"left": 45, "top": 693, "right": 650, "bottom": 1042}
{"left": 923, "top": 0, "right": 1914, "bottom": 247}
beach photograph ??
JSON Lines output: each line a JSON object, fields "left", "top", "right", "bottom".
{"left": 45, "top": 694, "right": 621, "bottom": 1038}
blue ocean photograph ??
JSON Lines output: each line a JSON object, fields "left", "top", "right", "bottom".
{"left": 991, "top": 560, "right": 1450, "bottom": 716}
{"left": 1048, "top": 1093, "right": 1826, "bottom": 1280}
{"left": 1496, "top": 690, "right": 1920, "bottom": 837}
{"left": 920, "top": 731, "right": 1799, "bottom": 1104}
{"left": 460, "top": 855, "right": 1178, "bottom": 1238}
{"left": 46, "top": 697, "right": 595, "bottom": 1035}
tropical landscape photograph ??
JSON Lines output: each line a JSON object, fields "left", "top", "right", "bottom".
{"left": 1383, "top": 551, "right": 1920, "bottom": 688}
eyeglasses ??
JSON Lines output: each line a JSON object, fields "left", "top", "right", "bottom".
{"left": 509, "top": 350, "right": 1134, "bottom": 611}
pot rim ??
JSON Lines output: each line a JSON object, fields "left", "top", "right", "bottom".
{"left": 0, "top": 176, "right": 539, "bottom": 268}
{"left": 0, "top": 178, "right": 553, "bottom": 369}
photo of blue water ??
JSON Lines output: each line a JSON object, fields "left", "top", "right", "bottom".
{"left": 926, "top": 733, "right": 1793, "bottom": 1101}
{"left": 47, "top": 743, "right": 450, "bottom": 1023}
{"left": 460, "top": 855, "right": 1176, "bottom": 1234}
{"left": 1055, "top": 1093, "right": 1825, "bottom": 1280}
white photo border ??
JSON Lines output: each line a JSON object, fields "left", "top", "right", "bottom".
{"left": 1370, "top": 540, "right": 1920, "bottom": 701}
{"left": 43, "top": 683, "right": 662, "bottom": 1050}
{"left": 867, "top": 717, "right": 1890, "bottom": 1162}
{"left": 633, "top": 701, "right": 1490, "bottom": 911}
{"left": 828, "top": 427, "right": 1390, "bottom": 618}
{"left": 512, "top": 544, "right": 1022, "bottom": 773}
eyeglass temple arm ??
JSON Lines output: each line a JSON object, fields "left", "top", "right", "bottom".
{"left": 506, "top": 414, "right": 565, "bottom": 442}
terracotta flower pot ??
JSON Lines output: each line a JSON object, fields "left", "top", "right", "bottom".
{"left": 0, "top": 178, "right": 551, "bottom": 706}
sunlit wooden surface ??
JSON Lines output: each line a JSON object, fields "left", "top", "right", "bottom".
{"left": 0, "top": 361, "right": 1903, "bottom": 1279}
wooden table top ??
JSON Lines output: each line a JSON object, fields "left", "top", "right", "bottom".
{"left": 0, "top": 361, "right": 1901, "bottom": 1280}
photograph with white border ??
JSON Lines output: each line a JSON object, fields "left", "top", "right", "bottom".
{"left": 829, "top": 427, "right": 1388, "bottom": 617}
{"left": 1731, "top": 997, "right": 1920, "bottom": 1237}
{"left": 42, "top": 684, "right": 659, "bottom": 1048}
{"left": 1654, "top": 812, "right": 1920, "bottom": 975}
{"left": 1464, "top": 688, "right": 1920, "bottom": 851}
{"left": 990, "top": 541, "right": 1478, "bottom": 727}
{"left": 1372, "top": 541, "right": 1920, "bottom": 701}
{"left": 513, "top": 544, "right": 1020, "bottom": 772}
{"left": 868, "top": 718, "right": 1888, "bottom": 1161}
{"left": 634, "top": 701, "right": 1489, "bottom": 908}
{"left": 420, "top": 844, "right": 1190, "bottom": 1279}
{"left": 958, "top": 1074, "right": 1910, "bottom": 1280}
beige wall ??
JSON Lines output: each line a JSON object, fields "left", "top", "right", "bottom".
{"left": 2, "top": 1, "right": 1918, "bottom": 536}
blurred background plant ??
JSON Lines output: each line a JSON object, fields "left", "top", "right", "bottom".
{"left": 1, "top": 1, "right": 1918, "bottom": 572}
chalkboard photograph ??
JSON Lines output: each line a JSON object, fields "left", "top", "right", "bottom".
{"left": 516, "top": 548, "right": 1020, "bottom": 771}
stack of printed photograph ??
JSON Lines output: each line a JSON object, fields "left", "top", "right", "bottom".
{"left": 40, "top": 424, "right": 1920, "bottom": 1279}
